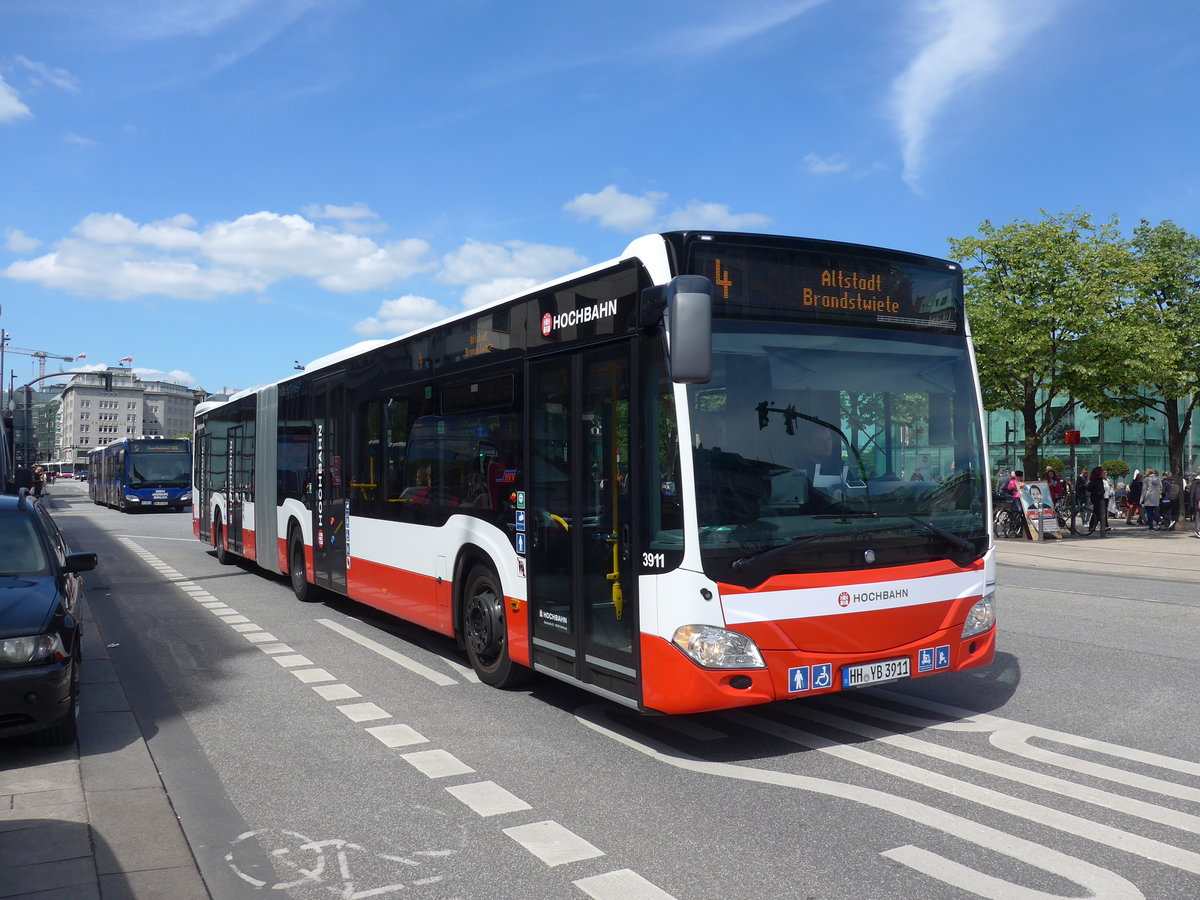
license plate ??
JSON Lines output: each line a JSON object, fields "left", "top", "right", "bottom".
{"left": 842, "top": 656, "right": 910, "bottom": 689}
{"left": 153, "top": 501, "right": 168, "bottom": 506}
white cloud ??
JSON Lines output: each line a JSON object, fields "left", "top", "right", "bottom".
{"left": 891, "top": 0, "right": 1061, "bottom": 186}
{"left": 3, "top": 209, "right": 435, "bottom": 300}
{"left": 4, "top": 229, "right": 41, "bottom": 254}
{"left": 66, "top": 133, "right": 97, "bottom": 146}
{"left": 0, "top": 75, "right": 32, "bottom": 123}
{"left": 351, "top": 239, "right": 586, "bottom": 336}
{"left": 15, "top": 56, "right": 79, "bottom": 93}
{"left": 564, "top": 186, "right": 662, "bottom": 232}
{"left": 302, "top": 202, "right": 387, "bottom": 235}
{"left": 566, "top": 186, "right": 770, "bottom": 233}
{"left": 5, "top": 242, "right": 264, "bottom": 300}
{"left": 661, "top": 202, "right": 771, "bottom": 232}
{"left": 132, "top": 367, "right": 199, "bottom": 387}
{"left": 662, "top": 1, "right": 828, "bottom": 56}
{"left": 804, "top": 152, "right": 850, "bottom": 175}
{"left": 353, "top": 295, "right": 455, "bottom": 337}
{"left": 460, "top": 277, "right": 540, "bottom": 310}
{"left": 439, "top": 239, "right": 586, "bottom": 286}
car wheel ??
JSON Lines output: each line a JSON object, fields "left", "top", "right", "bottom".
{"left": 35, "top": 649, "right": 80, "bottom": 746}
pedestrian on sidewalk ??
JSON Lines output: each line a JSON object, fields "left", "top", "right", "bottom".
{"left": 1127, "top": 471, "right": 1143, "bottom": 524}
{"left": 1162, "top": 472, "right": 1180, "bottom": 530}
{"left": 1192, "top": 472, "right": 1200, "bottom": 537}
{"left": 1142, "top": 468, "right": 1162, "bottom": 531}
{"left": 1087, "top": 466, "right": 1108, "bottom": 535}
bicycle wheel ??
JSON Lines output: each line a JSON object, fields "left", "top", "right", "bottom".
{"left": 1005, "top": 510, "right": 1026, "bottom": 538}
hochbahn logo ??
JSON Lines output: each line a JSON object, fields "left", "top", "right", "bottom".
{"left": 838, "top": 587, "right": 910, "bottom": 608}
{"left": 541, "top": 299, "right": 619, "bottom": 337}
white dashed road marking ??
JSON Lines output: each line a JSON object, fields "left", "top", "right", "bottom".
{"left": 118, "top": 537, "right": 679, "bottom": 898}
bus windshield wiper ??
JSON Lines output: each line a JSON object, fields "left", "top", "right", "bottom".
{"left": 730, "top": 531, "right": 840, "bottom": 573}
{"left": 731, "top": 512, "right": 978, "bottom": 575}
{"left": 896, "top": 513, "right": 976, "bottom": 555}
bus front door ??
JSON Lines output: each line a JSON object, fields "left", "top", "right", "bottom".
{"left": 528, "top": 343, "right": 639, "bottom": 706}
{"left": 313, "top": 375, "right": 348, "bottom": 595}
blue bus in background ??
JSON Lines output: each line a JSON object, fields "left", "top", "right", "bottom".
{"left": 90, "top": 437, "right": 193, "bottom": 511}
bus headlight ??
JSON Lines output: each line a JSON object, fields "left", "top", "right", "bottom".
{"left": 672, "top": 625, "right": 765, "bottom": 669}
{"left": 961, "top": 589, "right": 995, "bottom": 639}
{"left": 124, "top": 495, "right": 140, "bottom": 503}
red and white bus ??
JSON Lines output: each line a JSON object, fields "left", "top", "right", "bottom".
{"left": 194, "top": 231, "right": 995, "bottom": 714}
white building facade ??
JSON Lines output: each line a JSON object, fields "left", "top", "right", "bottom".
{"left": 55, "top": 369, "right": 202, "bottom": 464}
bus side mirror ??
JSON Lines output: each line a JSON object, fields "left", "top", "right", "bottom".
{"left": 665, "top": 275, "right": 713, "bottom": 384}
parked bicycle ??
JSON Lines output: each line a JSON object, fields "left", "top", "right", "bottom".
{"left": 993, "top": 493, "right": 1026, "bottom": 539}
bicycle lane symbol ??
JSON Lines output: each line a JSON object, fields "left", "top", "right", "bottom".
{"left": 226, "top": 829, "right": 457, "bottom": 896}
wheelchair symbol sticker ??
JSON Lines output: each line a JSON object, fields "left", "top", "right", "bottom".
{"left": 812, "top": 663, "right": 832, "bottom": 689}
{"left": 918, "top": 648, "right": 935, "bottom": 672}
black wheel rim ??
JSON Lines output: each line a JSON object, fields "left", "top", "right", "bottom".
{"left": 466, "top": 582, "right": 502, "bottom": 668}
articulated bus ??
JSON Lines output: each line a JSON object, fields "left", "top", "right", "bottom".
{"left": 193, "top": 231, "right": 995, "bottom": 715}
{"left": 90, "top": 436, "right": 193, "bottom": 511}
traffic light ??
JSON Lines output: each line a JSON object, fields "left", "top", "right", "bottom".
{"left": 756, "top": 401, "right": 770, "bottom": 430}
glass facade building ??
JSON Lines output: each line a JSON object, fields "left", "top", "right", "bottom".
{"left": 986, "top": 399, "right": 1199, "bottom": 478}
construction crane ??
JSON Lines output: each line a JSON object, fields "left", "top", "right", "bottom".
{"left": 1, "top": 343, "right": 75, "bottom": 381}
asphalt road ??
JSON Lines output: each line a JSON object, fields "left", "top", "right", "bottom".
{"left": 34, "top": 481, "right": 1200, "bottom": 899}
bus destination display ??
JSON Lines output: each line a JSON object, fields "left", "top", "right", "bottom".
{"left": 691, "top": 242, "right": 962, "bottom": 333}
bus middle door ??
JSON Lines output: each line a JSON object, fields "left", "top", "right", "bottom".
{"left": 527, "top": 343, "right": 639, "bottom": 706}
{"left": 313, "top": 374, "right": 348, "bottom": 595}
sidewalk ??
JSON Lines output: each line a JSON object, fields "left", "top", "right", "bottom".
{"left": 993, "top": 517, "right": 1200, "bottom": 581}
{"left": 0, "top": 611, "right": 208, "bottom": 899}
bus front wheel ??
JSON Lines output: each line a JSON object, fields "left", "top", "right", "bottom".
{"left": 462, "top": 564, "right": 526, "bottom": 688}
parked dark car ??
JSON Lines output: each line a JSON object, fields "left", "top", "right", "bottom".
{"left": 0, "top": 489, "right": 97, "bottom": 744}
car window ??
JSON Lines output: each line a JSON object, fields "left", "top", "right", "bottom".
{"left": 0, "top": 511, "right": 51, "bottom": 575}
{"left": 34, "top": 504, "right": 68, "bottom": 564}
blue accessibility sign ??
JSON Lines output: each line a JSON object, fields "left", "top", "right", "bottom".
{"left": 812, "top": 663, "right": 833, "bottom": 689}
{"left": 788, "top": 667, "right": 810, "bottom": 692}
{"left": 935, "top": 645, "right": 951, "bottom": 669}
{"left": 918, "top": 648, "right": 935, "bottom": 672}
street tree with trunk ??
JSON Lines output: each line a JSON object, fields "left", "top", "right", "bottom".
{"left": 947, "top": 210, "right": 1131, "bottom": 479}
{"left": 1089, "top": 220, "right": 1200, "bottom": 518}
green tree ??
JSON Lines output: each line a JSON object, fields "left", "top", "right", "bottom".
{"left": 948, "top": 211, "right": 1131, "bottom": 478}
{"left": 1090, "top": 220, "right": 1200, "bottom": 487}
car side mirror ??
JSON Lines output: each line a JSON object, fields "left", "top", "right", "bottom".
{"left": 64, "top": 552, "right": 98, "bottom": 573}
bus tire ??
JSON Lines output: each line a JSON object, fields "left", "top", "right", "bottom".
{"left": 288, "top": 529, "right": 316, "bottom": 602}
{"left": 462, "top": 563, "right": 527, "bottom": 688}
{"left": 213, "top": 513, "right": 233, "bottom": 565}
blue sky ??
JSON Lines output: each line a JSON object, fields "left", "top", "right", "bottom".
{"left": 2, "top": 0, "right": 1198, "bottom": 393}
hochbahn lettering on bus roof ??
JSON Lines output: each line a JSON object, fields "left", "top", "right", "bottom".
{"left": 540, "top": 299, "right": 619, "bottom": 337}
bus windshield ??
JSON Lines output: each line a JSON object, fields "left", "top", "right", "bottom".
{"left": 686, "top": 322, "right": 987, "bottom": 584}
{"left": 127, "top": 449, "right": 192, "bottom": 489}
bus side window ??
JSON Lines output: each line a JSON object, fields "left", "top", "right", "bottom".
{"left": 351, "top": 399, "right": 381, "bottom": 512}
